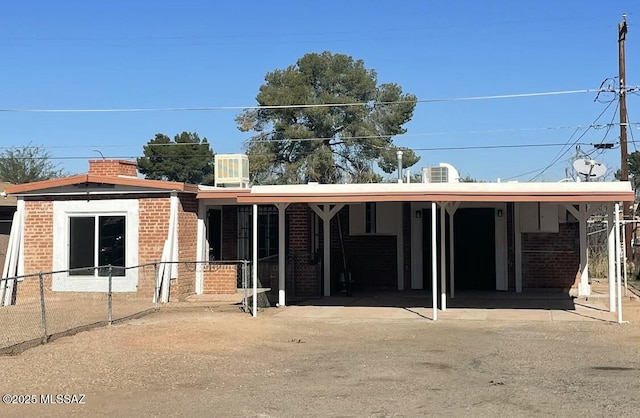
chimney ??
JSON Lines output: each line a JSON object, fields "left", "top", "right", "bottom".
{"left": 88, "top": 160, "right": 138, "bottom": 177}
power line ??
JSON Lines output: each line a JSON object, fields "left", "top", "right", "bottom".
{"left": 528, "top": 100, "right": 617, "bottom": 181}
{"left": 1, "top": 122, "right": 621, "bottom": 151}
{"left": 0, "top": 88, "right": 602, "bottom": 113}
{"left": 9, "top": 140, "right": 607, "bottom": 161}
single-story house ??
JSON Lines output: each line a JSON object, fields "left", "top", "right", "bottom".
{"left": 1, "top": 158, "right": 634, "bottom": 320}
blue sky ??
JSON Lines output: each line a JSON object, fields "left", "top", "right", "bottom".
{"left": 0, "top": 0, "right": 637, "bottom": 182}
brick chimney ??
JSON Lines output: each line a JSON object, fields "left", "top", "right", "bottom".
{"left": 88, "top": 160, "right": 138, "bottom": 177}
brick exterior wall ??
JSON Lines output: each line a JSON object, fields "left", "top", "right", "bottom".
{"left": 521, "top": 223, "right": 580, "bottom": 289}
{"left": 88, "top": 160, "right": 138, "bottom": 177}
{"left": 18, "top": 200, "right": 54, "bottom": 298}
{"left": 202, "top": 264, "right": 237, "bottom": 294}
{"left": 174, "top": 193, "right": 198, "bottom": 300}
{"left": 287, "top": 203, "right": 320, "bottom": 298}
{"left": 15, "top": 193, "right": 202, "bottom": 301}
{"left": 217, "top": 204, "right": 321, "bottom": 299}
{"left": 137, "top": 197, "right": 171, "bottom": 297}
{"left": 328, "top": 205, "right": 397, "bottom": 292}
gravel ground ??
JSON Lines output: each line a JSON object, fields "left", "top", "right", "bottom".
{"left": 1, "top": 299, "right": 640, "bottom": 417}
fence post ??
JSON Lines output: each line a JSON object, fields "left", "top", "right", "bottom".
{"left": 153, "top": 262, "right": 159, "bottom": 307}
{"left": 38, "top": 272, "right": 48, "bottom": 344}
{"left": 108, "top": 265, "right": 113, "bottom": 325}
{"left": 242, "top": 261, "right": 248, "bottom": 313}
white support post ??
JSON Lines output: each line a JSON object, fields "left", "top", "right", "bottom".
{"left": 614, "top": 202, "right": 623, "bottom": 323}
{"left": 322, "top": 205, "right": 331, "bottom": 297}
{"left": 396, "top": 203, "right": 404, "bottom": 291}
{"left": 578, "top": 204, "right": 590, "bottom": 297}
{"left": 309, "top": 203, "right": 344, "bottom": 298}
{"left": 439, "top": 203, "right": 446, "bottom": 311}
{"left": 195, "top": 201, "right": 206, "bottom": 295}
{"left": 514, "top": 203, "right": 522, "bottom": 293}
{"left": 276, "top": 203, "right": 289, "bottom": 307}
{"left": 622, "top": 220, "right": 628, "bottom": 295}
{"left": 446, "top": 202, "right": 459, "bottom": 299}
{"left": 252, "top": 204, "right": 258, "bottom": 317}
{"left": 431, "top": 202, "right": 438, "bottom": 321}
{"left": 608, "top": 204, "right": 616, "bottom": 313}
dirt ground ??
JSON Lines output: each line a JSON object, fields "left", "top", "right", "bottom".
{"left": 1, "top": 298, "right": 640, "bottom": 418}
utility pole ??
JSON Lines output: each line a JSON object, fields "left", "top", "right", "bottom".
{"left": 619, "top": 15, "right": 628, "bottom": 183}
{"left": 618, "top": 14, "right": 633, "bottom": 262}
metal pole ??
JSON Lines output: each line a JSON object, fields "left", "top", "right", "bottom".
{"left": 38, "top": 272, "right": 48, "bottom": 344}
{"left": 108, "top": 265, "right": 113, "bottom": 325}
{"left": 607, "top": 207, "right": 616, "bottom": 313}
{"left": 252, "top": 204, "right": 258, "bottom": 317}
{"left": 439, "top": 204, "right": 446, "bottom": 311}
{"left": 153, "top": 262, "right": 159, "bottom": 308}
{"left": 615, "top": 203, "right": 623, "bottom": 323}
{"left": 622, "top": 221, "right": 628, "bottom": 295}
{"left": 397, "top": 150, "right": 403, "bottom": 183}
{"left": 277, "top": 204, "right": 286, "bottom": 306}
{"left": 449, "top": 209, "right": 455, "bottom": 299}
{"left": 243, "top": 261, "right": 248, "bottom": 313}
{"left": 431, "top": 202, "right": 438, "bottom": 321}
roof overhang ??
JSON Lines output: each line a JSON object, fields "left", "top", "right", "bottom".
{"left": 234, "top": 182, "right": 635, "bottom": 204}
{"left": 197, "top": 186, "right": 251, "bottom": 200}
{"left": 5, "top": 175, "right": 199, "bottom": 196}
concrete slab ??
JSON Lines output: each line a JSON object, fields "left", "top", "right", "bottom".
{"left": 276, "top": 291, "right": 621, "bottom": 323}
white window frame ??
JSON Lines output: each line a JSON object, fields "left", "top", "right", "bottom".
{"left": 52, "top": 200, "right": 139, "bottom": 292}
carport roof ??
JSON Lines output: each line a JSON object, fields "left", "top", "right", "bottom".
{"left": 233, "top": 181, "right": 635, "bottom": 204}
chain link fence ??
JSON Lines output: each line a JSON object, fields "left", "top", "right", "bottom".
{"left": 0, "top": 265, "right": 158, "bottom": 355}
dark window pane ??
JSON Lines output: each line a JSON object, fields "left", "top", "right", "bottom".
{"left": 366, "top": 203, "right": 376, "bottom": 234}
{"left": 69, "top": 217, "right": 95, "bottom": 276}
{"left": 98, "top": 216, "right": 126, "bottom": 277}
{"left": 208, "top": 209, "right": 222, "bottom": 261}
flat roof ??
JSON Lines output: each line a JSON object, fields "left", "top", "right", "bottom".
{"left": 235, "top": 181, "right": 635, "bottom": 204}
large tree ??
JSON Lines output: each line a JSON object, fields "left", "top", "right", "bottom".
{"left": 0, "top": 144, "right": 65, "bottom": 184}
{"left": 236, "top": 51, "right": 419, "bottom": 184}
{"left": 137, "top": 132, "right": 214, "bottom": 184}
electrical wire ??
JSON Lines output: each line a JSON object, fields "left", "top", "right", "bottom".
{"left": 528, "top": 100, "right": 616, "bottom": 181}
{"left": 0, "top": 123, "right": 616, "bottom": 150}
{"left": 585, "top": 101, "right": 619, "bottom": 157}
{"left": 7, "top": 140, "right": 600, "bottom": 161}
{"left": 0, "top": 88, "right": 601, "bottom": 113}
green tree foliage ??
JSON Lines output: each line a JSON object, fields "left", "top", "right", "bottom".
{"left": 236, "top": 51, "right": 419, "bottom": 184}
{"left": 137, "top": 132, "right": 214, "bottom": 184}
{"left": 0, "top": 144, "right": 65, "bottom": 184}
{"left": 615, "top": 151, "right": 640, "bottom": 191}
{"left": 459, "top": 175, "right": 483, "bottom": 183}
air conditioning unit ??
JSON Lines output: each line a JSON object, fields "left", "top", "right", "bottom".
{"left": 422, "top": 163, "right": 460, "bottom": 183}
{"left": 214, "top": 154, "right": 250, "bottom": 188}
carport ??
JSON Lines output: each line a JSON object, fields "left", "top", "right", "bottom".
{"left": 233, "top": 181, "right": 633, "bottom": 321}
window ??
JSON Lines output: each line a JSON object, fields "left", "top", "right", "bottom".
{"left": 53, "top": 200, "right": 138, "bottom": 292}
{"left": 69, "top": 215, "right": 126, "bottom": 276}
{"left": 365, "top": 202, "right": 377, "bottom": 234}
{"left": 207, "top": 209, "right": 222, "bottom": 261}
{"left": 237, "top": 206, "right": 280, "bottom": 260}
